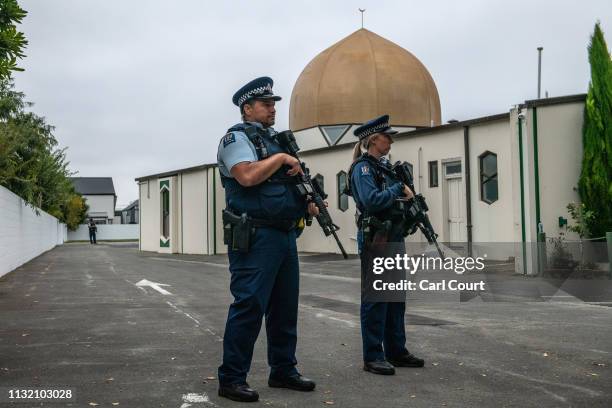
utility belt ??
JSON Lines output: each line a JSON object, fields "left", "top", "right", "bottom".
{"left": 222, "top": 209, "right": 296, "bottom": 253}
{"left": 359, "top": 214, "right": 393, "bottom": 247}
{"left": 358, "top": 201, "right": 416, "bottom": 246}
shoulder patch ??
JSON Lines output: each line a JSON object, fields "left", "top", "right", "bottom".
{"left": 361, "top": 164, "right": 370, "bottom": 175}
{"left": 222, "top": 132, "right": 236, "bottom": 147}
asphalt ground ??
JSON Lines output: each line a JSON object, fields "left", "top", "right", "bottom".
{"left": 0, "top": 243, "right": 611, "bottom": 407}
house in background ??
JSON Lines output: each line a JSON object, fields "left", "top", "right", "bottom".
{"left": 70, "top": 177, "right": 117, "bottom": 224}
{"left": 121, "top": 200, "right": 139, "bottom": 224}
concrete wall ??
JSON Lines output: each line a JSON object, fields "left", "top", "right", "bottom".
{"left": 67, "top": 224, "right": 139, "bottom": 241}
{"left": 83, "top": 194, "right": 115, "bottom": 222}
{"left": 0, "top": 185, "right": 66, "bottom": 279}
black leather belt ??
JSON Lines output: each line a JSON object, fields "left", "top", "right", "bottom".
{"left": 223, "top": 209, "right": 296, "bottom": 232}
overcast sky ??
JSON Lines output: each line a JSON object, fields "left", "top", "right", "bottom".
{"left": 13, "top": 0, "right": 611, "bottom": 208}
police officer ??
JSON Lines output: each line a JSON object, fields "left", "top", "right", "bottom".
{"left": 349, "top": 115, "right": 425, "bottom": 375}
{"left": 216, "top": 77, "right": 317, "bottom": 402}
{"left": 88, "top": 219, "right": 97, "bottom": 244}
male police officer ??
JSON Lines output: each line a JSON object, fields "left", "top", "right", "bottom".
{"left": 216, "top": 77, "right": 317, "bottom": 402}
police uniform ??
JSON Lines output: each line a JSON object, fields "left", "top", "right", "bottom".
{"left": 349, "top": 115, "right": 425, "bottom": 375}
{"left": 217, "top": 77, "right": 315, "bottom": 402}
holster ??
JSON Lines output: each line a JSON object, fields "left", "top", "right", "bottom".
{"left": 222, "top": 209, "right": 297, "bottom": 253}
{"left": 222, "top": 210, "right": 254, "bottom": 253}
{"left": 361, "top": 216, "right": 392, "bottom": 248}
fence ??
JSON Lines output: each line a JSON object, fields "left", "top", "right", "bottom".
{"left": 67, "top": 224, "right": 139, "bottom": 242}
{"left": 0, "top": 185, "right": 66, "bottom": 279}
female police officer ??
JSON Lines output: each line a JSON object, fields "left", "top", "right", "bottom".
{"left": 348, "top": 115, "right": 425, "bottom": 375}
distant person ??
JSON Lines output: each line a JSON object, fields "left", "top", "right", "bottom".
{"left": 88, "top": 219, "right": 97, "bottom": 244}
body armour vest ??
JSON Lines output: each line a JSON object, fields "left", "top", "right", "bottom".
{"left": 348, "top": 153, "right": 403, "bottom": 221}
{"left": 220, "top": 123, "right": 306, "bottom": 220}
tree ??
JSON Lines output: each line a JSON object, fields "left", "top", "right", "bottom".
{"left": 62, "top": 194, "right": 89, "bottom": 230}
{"left": 0, "top": 1, "right": 88, "bottom": 230}
{"left": 0, "top": 0, "right": 27, "bottom": 79}
{"left": 0, "top": 80, "right": 86, "bottom": 229}
{"left": 578, "top": 22, "right": 612, "bottom": 238}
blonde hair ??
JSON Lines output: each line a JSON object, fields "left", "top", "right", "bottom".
{"left": 351, "top": 134, "right": 378, "bottom": 163}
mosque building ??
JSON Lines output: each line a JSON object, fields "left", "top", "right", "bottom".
{"left": 136, "top": 28, "right": 586, "bottom": 275}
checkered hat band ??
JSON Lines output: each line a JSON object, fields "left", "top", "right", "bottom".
{"left": 358, "top": 121, "right": 390, "bottom": 138}
{"left": 238, "top": 84, "right": 273, "bottom": 106}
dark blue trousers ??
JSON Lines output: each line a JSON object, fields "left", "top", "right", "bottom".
{"left": 358, "top": 230, "right": 408, "bottom": 362}
{"left": 360, "top": 301, "right": 408, "bottom": 362}
{"left": 218, "top": 228, "right": 299, "bottom": 386}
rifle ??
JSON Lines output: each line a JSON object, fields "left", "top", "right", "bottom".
{"left": 275, "top": 130, "right": 348, "bottom": 259}
{"left": 392, "top": 161, "right": 445, "bottom": 258}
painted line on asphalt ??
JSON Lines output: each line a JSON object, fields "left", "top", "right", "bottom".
{"left": 533, "top": 385, "right": 568, "bottom": 404}
{"left": 301, "top": 272, "right": 359, "bottom": 283}
{"left": 180, "top": 392, "right": 219, "bottom": 407}
{"left": 149, "top": 257, "right": 228, "bottom": 268}
{"left": 313, "top": 311, "right": 357, "bottom": 328}
{"left": 166, "top": 300, "right": 200, "bottom": 325}
{"left": 166, "top": 301, "right": 223, "bottom": 342}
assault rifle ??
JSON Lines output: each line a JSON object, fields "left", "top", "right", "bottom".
{"left": 392, "top": 161, "right": 445, "bottom": 258}
{"left": 275, "top": 130, "right": 348, "bottom": 259}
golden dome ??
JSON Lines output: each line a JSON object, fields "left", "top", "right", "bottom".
{"left": 289, "top": 29, "right": 441, "bottom": 131}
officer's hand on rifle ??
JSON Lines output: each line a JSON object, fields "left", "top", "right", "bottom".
{"left": 403, "top": 184, "right": 414, "bottom": 199}
{"left": 307, "top": 202, "right": 319, "bottom": 216}
{"left": 307, "top": 200, "right": 328, "bottom": 216}
{"left": 283, "top": 154, "right": 303, "bottom": 176}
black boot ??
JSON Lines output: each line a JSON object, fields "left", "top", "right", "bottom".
{"left": 218, "top": 383, "right": 259, "bottom": 402}
{"left": 363, "top": 360, "right": 395, "bottom": 375}
{"left": 268, "top": 374, "right": 316, "bottom": 391}
{"left": 388, "top": 352, "right": 425, "bottom": 367}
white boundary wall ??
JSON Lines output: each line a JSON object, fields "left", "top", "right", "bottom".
{"left": 0, "top": 185, "right": 66, "bottom": 279}
{"left": 67, "top": 224, "right": 139, "bottom": 241}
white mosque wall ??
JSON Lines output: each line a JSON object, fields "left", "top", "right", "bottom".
{"left": 138, "top": 179, "right": 157, "bottom": 252}
{"left": 468, "top": 119, "right": 515, "bottom": 243}
{"left": 297, "top": 147, "right": 360, "bottom": 254}
{"left": 214, "top": 167, "right": 228, "bottom": 255}
{"left": 532, "top": 102, "right": 584, "bottom": 240}
{"left": 138, "top": 176, "right": 179, "bottom": 254}
{"left": 136, "top": 96, "right": 587, "bottom": 259}
{"left": 180, "top": 171, "right": 207, "bottom": 254}
{"left": 389, "top": 126, "right": 466, "bottom": 245}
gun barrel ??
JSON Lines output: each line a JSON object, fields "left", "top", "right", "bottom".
{"left": 278, "top": 134, "right": 348, "bottom": 259}
{"left": 331, "top": 230, "right": 348, "bottom": 259}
